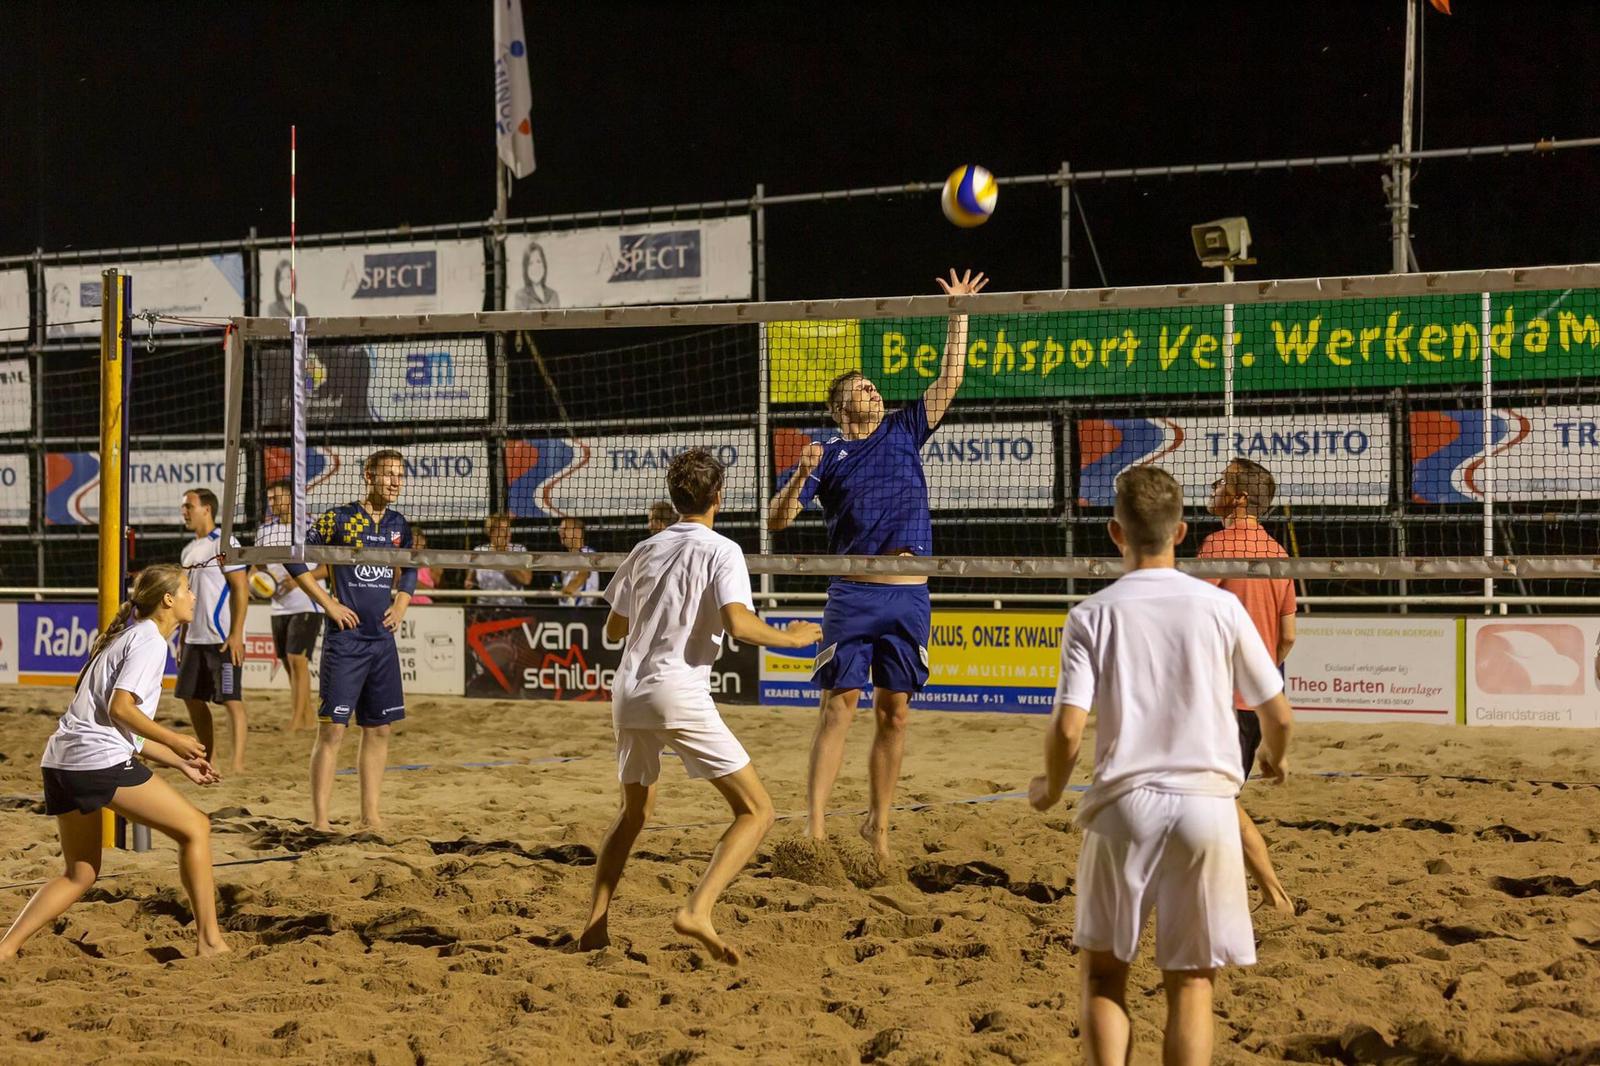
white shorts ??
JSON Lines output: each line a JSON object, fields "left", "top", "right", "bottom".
{"left": 1074, "top": 788, "right": 1255, "bottom": 971}
{"left": 615, "top": 721, "right": 751, "bottom": 786}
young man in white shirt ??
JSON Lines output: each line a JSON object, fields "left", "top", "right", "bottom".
{"left": 176, "top": 487, "right": 251, "bottom": 773}
{"left": 1029, "top": 466, "right": 1294, "bottom": 1066}
{"left": 254, "top": 480, "right": 326, "bottom": 732}
{"left": 580, "top": 448, "right": 821, "bottom": 964}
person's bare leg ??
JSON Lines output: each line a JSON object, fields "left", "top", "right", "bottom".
{"left": 0, "top": 811, "right": 103, "bottom": 959}
{"left": 1162, "top": 968, "right": 1216, "bottom": 1066}
{"left": 1238, "top": 803, "right": 1292, "bottom": 914}
{"left": 183, "top": 698, "right": 215, "bottom": 764}
{"left": 673, "top": 765, "right": 774, "bottom": 965}
{"left": 223, "top": 699, "right": 248, "bottom": 774}
{"left": 309, "top": 722, "right": 346, "bottom": 831}
{"left": 357, "top": 724, "right": 391, "bottom": 830}
{"left": 805, "top": 688, "right": 859, "bottom": 842}
{"left": 580, "top": 781, "right": 654, "bottom": 950}
{"left": 861, "top": 689, "right": 909, "bottom": 863}
{"left": 1082, "top": 949, "right": 1133, "bottom": 1066}
{"left": 287, "top": 654, "right": 314, "bottom": 732}
{"left": 111, "top": 777, "right": 229, "bottom": 957}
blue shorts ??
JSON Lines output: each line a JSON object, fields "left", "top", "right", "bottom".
{"left": 318, "top": 634, "right": 406, "bottom": 728}
{"left": 813, "top": 581, "right": 931, "bottom": 694}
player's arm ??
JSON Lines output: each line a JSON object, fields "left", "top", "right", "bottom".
{"left": 767, "top": 442, "right": 822, "bottom": 532}
{"left": 924, "top": 268, "right": 989, "bottom": 429}
{"left": 222, "top": 567, "right": 249, "bottom": 666}
{"left": 106, "top": 689, "right": 205, "bottom": 760}
{"left": 720, "top": 603, "right": 821, "bottom": 649}
{"left": 1029, "top": 703, "right": 1088, "bottom": 811}
{"left": 383, "top": 528, "right": 418, "bottom": 631}
{"left": 1253, "top": 691, "right": 1293, "bottom": 784}
{"left": 137, "top": 739, "right": 222, "bottom": 784}
{"left": 605, "top": 610, "right": 629, "bottom": 642}
{"left": 1276, "top": 613, "right": 1297, "bottom": 665}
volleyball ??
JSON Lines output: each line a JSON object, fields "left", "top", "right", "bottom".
{"left": 940, "top": 165, "right": 997, "bottom": 227}
{"left": 249, "top": 570, "right": 277, "bottom": 599}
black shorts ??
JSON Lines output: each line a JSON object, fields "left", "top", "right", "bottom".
{"left": 271, "top": 612, "right": 322, "bottom": 664}
{"left": 174, "top": 643, "right": 243, "bottom": 704}
{"left": 1237, "top": 709, "right": 1262, "bottom": 781}
{"left": 42, "top": 758, "right": 153, "bottom": 816}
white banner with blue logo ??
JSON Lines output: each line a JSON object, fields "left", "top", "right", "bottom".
{"left": 504, "top": 216, "right": 752, "bottom": 309}
{"left": 0, "top": 453, "right": 28, "bottom": 525}
{"left": 773, "top": 419, "right": 1059, "bottom": 511}
{"left": 261, "top": 441, "right": 490, "bottom": 522}
{"left": 259, "top": 239, "right": 486, "bottom": 319}
{"left": 42, "top": 255, "right": 246, "bottom": 339}
{"left": 1077, "top": 413, "right": 1391, "bottom": 507}
{"left": 0, "top": 358, "right": 29, "bottom": 434}
{"left": 506, "top": 430, "right": 757, "bottom": 518}
{"left": 45, "top": 449, "right": 241, "bottom": 526}
{"left": 0, "top": 269, "right": 29, "bottom": 341}
{"left": 256, "top": 338, "right": 490, "bottom": 426}
{"left": 1411, "top": 404, "right": 1600, "bottom": 504}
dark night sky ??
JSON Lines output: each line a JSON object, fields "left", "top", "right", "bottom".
{"left": 3, "top": 1, "right": 1597, "bottom": 297}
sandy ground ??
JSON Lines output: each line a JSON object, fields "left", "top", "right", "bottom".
{"left": 0, "top": 685, "right": 1597, "bottom": 1065}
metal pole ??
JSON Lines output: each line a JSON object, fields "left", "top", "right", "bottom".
{"left": 753, "top": 183, "right": 767, "bottom": 302}
{"left": 30, "top": 248, "right": 43, "bottom": 594}
{"left": 1393, "top": 0, "right": 1418, "bottom": 273}
{"left": 1059, "top": 162, "right": 1071, "bottom": 289}
{"left": 1480, "top": 290, "right": 1494, "bottom": 607}
{"left": 97, "top": 269, "right": 129, "bottom": 850}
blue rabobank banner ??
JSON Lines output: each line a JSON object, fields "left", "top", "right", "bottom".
{"left": 18, "top": 602, "right": 178, "bottom": 681}
{"left": 505, "top": 429, "right": 757, "bottom": 519}
{"left": 259, "top": 239, "right": 485, "bottom": 318}
{"left": 505, "top": 216, "right": 751, "bottom": 309}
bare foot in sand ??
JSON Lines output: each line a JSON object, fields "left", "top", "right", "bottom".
{"left": 359, "top": 817, "right": 384, "bottom": 833}
{"left": 578, "top": 916, "right": 610, "bottom": 952}
{"left": 197, "top": 936, "right": 231, "bottom": 958}
{"left": 672, "top": 908, "right": 739, "bottom": 965}
{"left": 859, "top": 817, "right": 891, "bottom": 865}
{"left": 311, "top": 820, "right": 333, "bottom": 832}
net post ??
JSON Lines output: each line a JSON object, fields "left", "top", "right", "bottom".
{"left": 290, "top": 317, "right": 308, "bottom": 551}
{"left": 219, "top": 322, "right": 246, "bottom": 553}
{"left": 1479, "top": 290, "right": 1495, "bottom": 608}
{"left": 97, "top": 269, "right": 130, "bottom": 851}
{"left": 753, "top": 183, "right": 767, "bottom": 302}
{"left": 756, "top": 321, "right": 772, "bottom": 602}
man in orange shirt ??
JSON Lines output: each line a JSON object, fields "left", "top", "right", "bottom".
{"left": 1199, "top": 458, "right": 1296, "bottom": 915}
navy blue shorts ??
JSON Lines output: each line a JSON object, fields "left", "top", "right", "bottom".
{"left": 813, "top": 581, "right": 931, "bottom": 694}
{"left": 318, "top": 634, "right": 406, "bottom": 728}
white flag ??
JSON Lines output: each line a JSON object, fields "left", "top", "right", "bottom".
{"left": 494, "top": 0, "right": 536, "bottom": 178}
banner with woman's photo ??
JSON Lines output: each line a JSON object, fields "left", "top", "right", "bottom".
{"left": 42, "top": 255, "right": 246, "bottom": 338}
{"left": 256, "top": 239, "right": 487, "bottom": 319}
{"left": 503, "top": 216, "right": 752, "bottom": 309}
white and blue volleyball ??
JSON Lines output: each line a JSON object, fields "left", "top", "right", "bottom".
{"left": 941, "top": 165, "right": 998, "bottom": 227}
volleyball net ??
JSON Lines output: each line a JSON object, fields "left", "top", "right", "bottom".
{"left": 220, "top": 263, "right": 1600, "bottom": 604}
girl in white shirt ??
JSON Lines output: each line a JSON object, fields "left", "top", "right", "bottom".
{"left": 0, "top": 564, "right": 230, "bottom": 960}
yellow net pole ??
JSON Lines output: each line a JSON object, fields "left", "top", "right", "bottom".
{"left": 98, "top": 270, "right": 127, "bottom": 850}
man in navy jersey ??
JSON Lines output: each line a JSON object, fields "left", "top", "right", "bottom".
{"left": 284, "top": 449, "right": 415, "bottom": 831}
{"left": 768, "top": 268, "right": 987, "bottom": 862}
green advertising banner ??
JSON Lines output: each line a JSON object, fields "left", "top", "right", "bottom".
{"left": 768, "top": 288, "right": 1600, "bottom": 403}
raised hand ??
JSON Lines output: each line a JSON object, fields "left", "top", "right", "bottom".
{"left": 936, "top": 268, "right": 990, "bottom": 297}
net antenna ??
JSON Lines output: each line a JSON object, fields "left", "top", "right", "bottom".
{"left": 220, "top": 263, "right": 1600, "bottom": 606}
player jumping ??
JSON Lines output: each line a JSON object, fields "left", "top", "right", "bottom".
{"left": 767, "top": 267, "right": 987, "bottom": 863}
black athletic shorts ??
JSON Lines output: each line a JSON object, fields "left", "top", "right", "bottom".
{"left": 174, "top": 643, "right": 243, "bottom": 704}
{"left": 271, "top": 612, "right": 321, "bottom": 665}
{"left": 42, "top": 758, "right": 153, "bottom": 816}
{"left": 1237, "top": 709, "right": 1262, "bottom": 781}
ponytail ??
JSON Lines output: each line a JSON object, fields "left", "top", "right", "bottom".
{"left": 74, "top": 600, "right": 135, "bottom": 691}
{"left": 73, "top": 563, "right": 187, "bottom": 691}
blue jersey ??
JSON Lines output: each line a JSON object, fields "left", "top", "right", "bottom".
{"left": 286, "top": 501, "right": 415, "bottom": 641}
{"left": 798, "top": 398, "right": 935, "bottom": 556}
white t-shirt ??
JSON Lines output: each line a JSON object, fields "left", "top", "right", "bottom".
{"left": 1055, "top": 568, "right": 1283, "bottom": 823}
{"left": 558, "top": 545, "right": 601, "bottom": 606}
{"left": 42, "top": 619, "right": 169, "bottom": 771}
{"left": 182, "top": 529, "right": 246, "bottom": 644}
{"left": 254, "top": 520, "right": 322, "bottom": 616}
{"left": 604, "top": 524, "right": 753, "bottom": 729}
{"left": 472, "top": 542, "right": 527, "bottom": 606}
